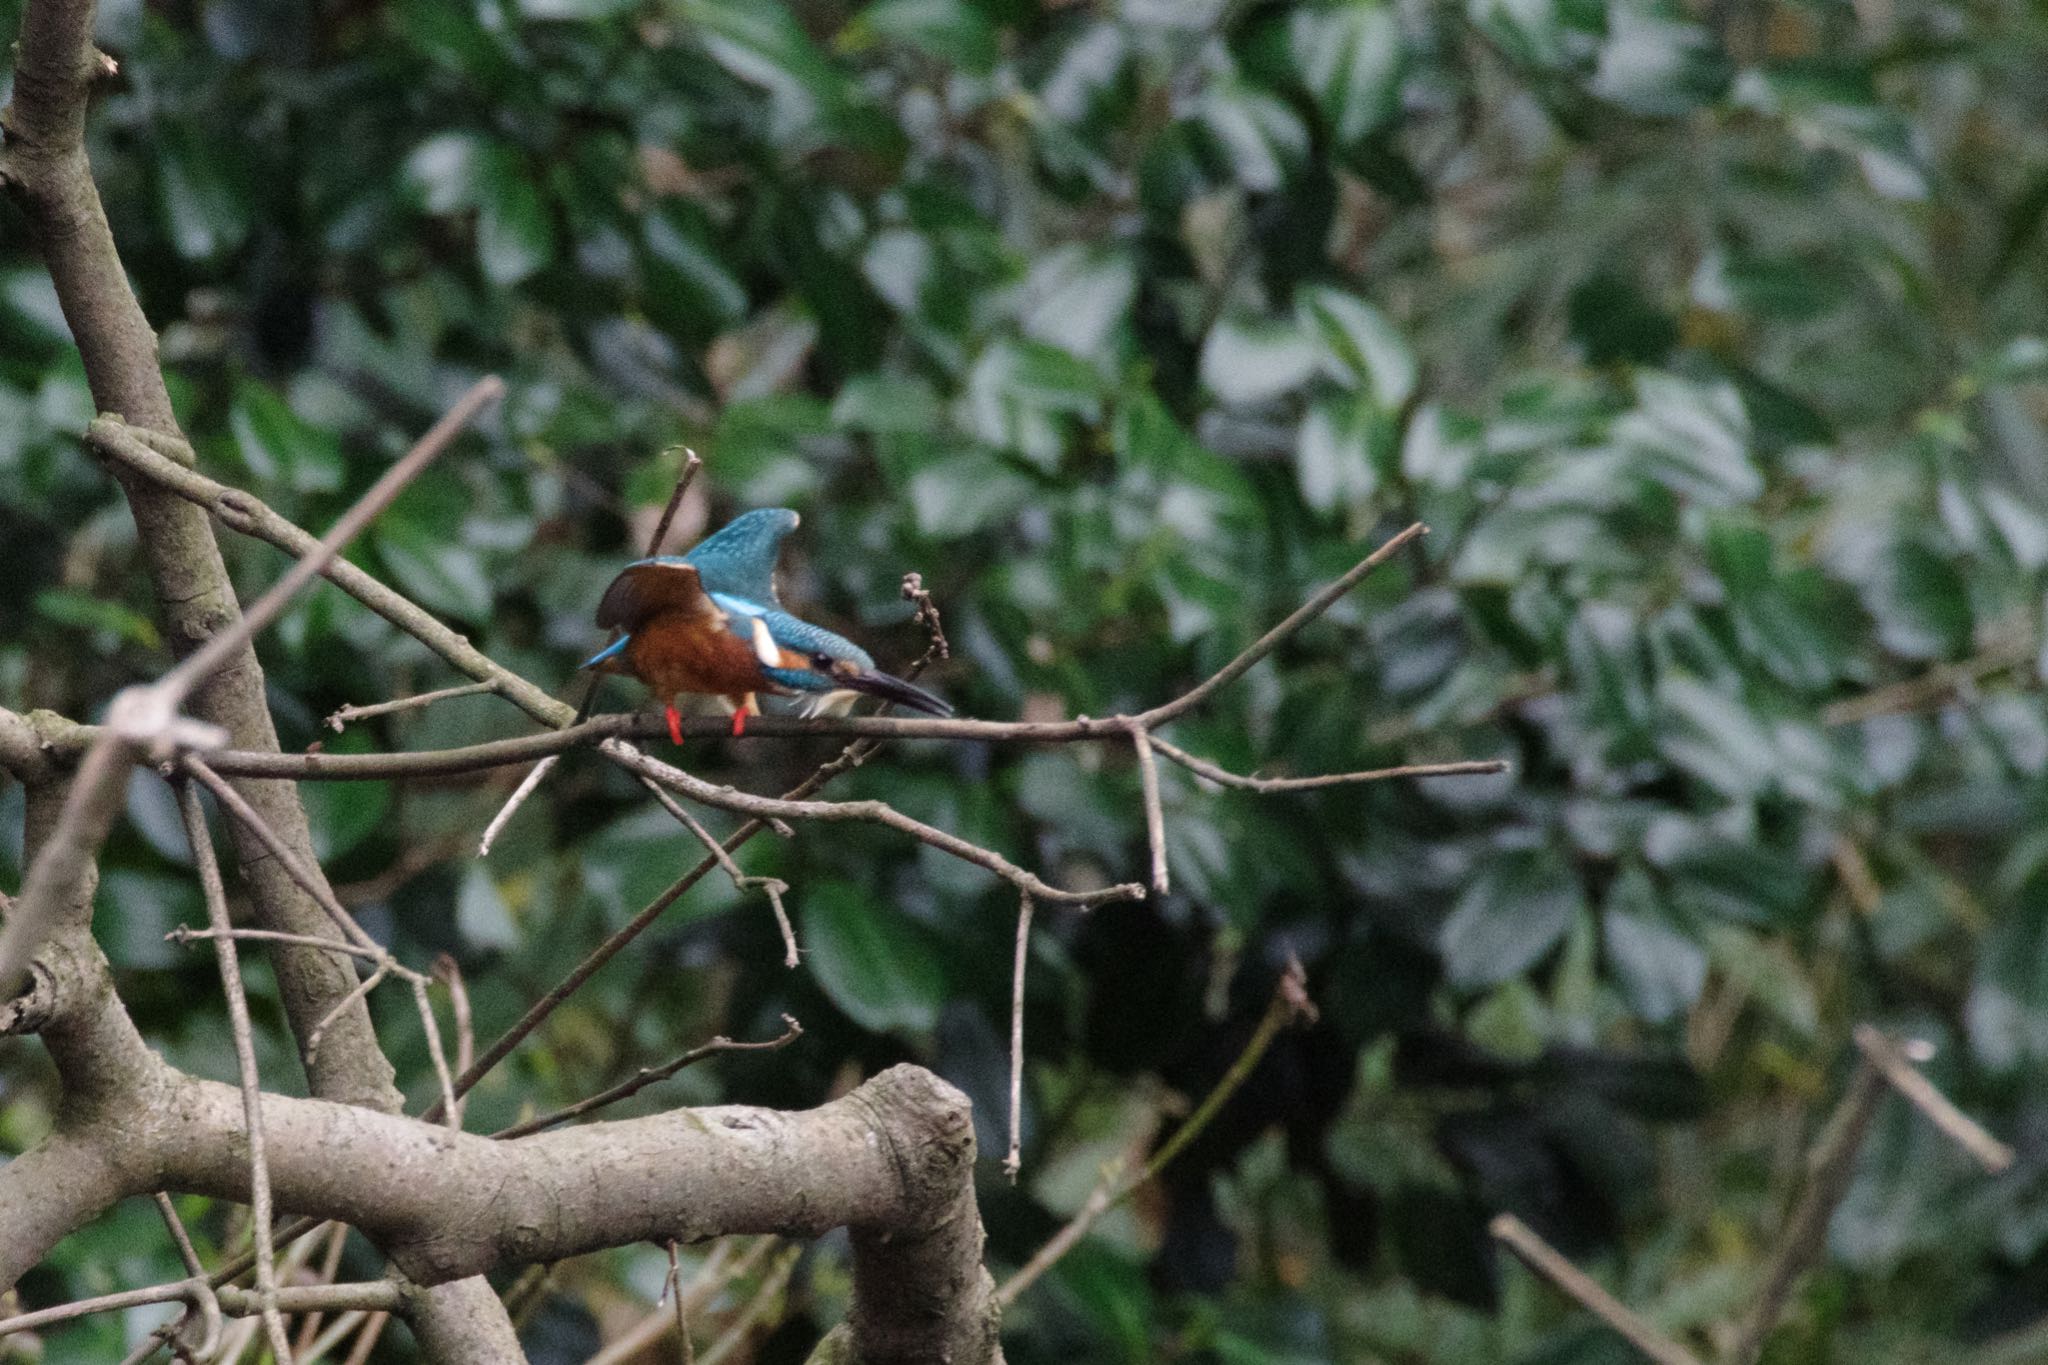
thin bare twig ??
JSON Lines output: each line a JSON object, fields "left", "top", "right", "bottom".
{"left": 997, "top": 957, "right": 1315, "bottom": 1305}
{"left": 695, "top": 1245, "right": 800, "bottom": 1365}
{"left": 290, "top": 1222, "right": 351, "bottom": 1358}
{"left": 153, "top": 1194, "right": 223, "bottom": 1360}
{"left": 1732, "top": 1059, "right": 1888, "bottom": 1365}
{"left": 1005, "top": 893, "right": 1034, "bottom": 1183}
{"left": 636, "top": 776, "right": 800, "bottom": 967}
{"left": 1853, "top": 1025, "right": 2014, "bottom": 1173}
{"left": 1123, "top": 719, "right": 1169, "bottom": 896}
{"left": 0, "top": 1281, "right": 401, "bottom": 1341}
{"left": 583, "top": 1239, "right": 765, "bottom": 1365}
{"left": 338, "top": 1310, "right": 390, "bottom": 1365}
{"left": 901, "top": 571, "right": 951, "bottom": 664}
{"left": 478, "top": 753, "right": 559, "bottom": 857}
{"left": 169, "top": 924, "right": 384, "bottom": 966}
{"left": 646, "top": 446, "right": 705, "bottom": 557}
{"left": 492, "top": 1015, "right": 802, "bottom": 1140}
{"left": 1147, "top": 734, "right": 1509, "bottom": 792}
{"left": 435, "top": 953, "right": 476, "bottom": 1080}
{"left": 326, "top": 681, "right": 498, "bottom": 733}
{"left": 1490, "top": 1214, "right": 1704, "bottom": 1365}
{"left": 607, "top": 738, "right": 1145, "bottom": 908}
{"left": 158, "top": 377, "right": 503, "bottom": 708}
{"left": 175, "top": 781, "right": 296, "bottom": 1364}
{"left": 178, "top": 756, "right": 381, "bottom": 954}
{"left": 664, "top": 1241, "right": 697, "bottom": 1365}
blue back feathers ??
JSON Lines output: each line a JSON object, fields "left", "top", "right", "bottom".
{"left": 682, "top": 507, "right": 799, "bottom": 606}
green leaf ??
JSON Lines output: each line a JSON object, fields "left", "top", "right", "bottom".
{"left": 1601, "top": 867, "right": 1705, "bottom": 1024}
{"left": 679, "top": 0, "right": 869, "bottom": 145}
{"left": 456, "top": 865, "right": 518, "bottom": 951}
{"left": 1589, "top": 10, "right": 1729, "bottom": 117}
{"left": 908, "top": 451, "right": 1034, "bottom": 538}
{"left": 1611, "top": 373, "right": 1760, "bottom": 505}
{"left": 1197, "top": 77, "right": 1309, "bottom": 193}
{"left": 1439, "top": 849, "right": 1583, "bottom": 989}
{"left": 803, "top": 882, "right": 948, "bottom": 1036}
{"left": 35, "top": 589, "right": 161, "bottom": 650}
{"left": 963, "top": 339, "right": 1100, "bottom": 470}
{"left": 644, "top": 207, "right": 748, "bottom": 328}
{"left": 230, "top": 380, "right": 346, "bottom": 495}
{"left": 403, "top": 132, "right": 488, "bottom": 214}
{"left": 477, "top": 159, "right": 556, "bottom": 285}
{"left": 1967, "top": 875, "right": 2048, "bottom": 1072}
{"left": 1199, "top": 311, "right": 1318, "bottom": 407}
{"left": 850, "top": 0, "right": 999, "bottom": 73}
{"left": 1863, "top": 540, "right": 1972, "bottom": 660}
{"left": 1296, "top": 284, "right": 1417, "bottom": 408}
{"left": 1289, "top": 3, "right": 1403, "bottom": 149}
{"left": 1019, "top": 244, "right": 1136, "bottom": 363}
{"left": 832, "top": 372, "right": 942, "bottom": 435}
{"left": 1295, "top": 392, "right": 1385, "bottom": 514}
{"left": 373, "top": 517, "right": 495, "bottom": 622}
{"left": 156, "top": 126, "right": 251, "bottom": 261}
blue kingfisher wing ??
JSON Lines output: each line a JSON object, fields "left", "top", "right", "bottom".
{"left": 684, "top": 508, "right": 800, "bottom": 606}
{"left": 594, "top": 560, "right": 720, "bottom": 633}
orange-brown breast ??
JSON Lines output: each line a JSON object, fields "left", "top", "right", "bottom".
{"left": 625, "top": 613, "right": 774, "bottom": 700}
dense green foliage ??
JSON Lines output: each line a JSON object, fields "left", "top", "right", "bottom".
{"left": 5, "top": 0, "right": 2048, "bottom": 1359}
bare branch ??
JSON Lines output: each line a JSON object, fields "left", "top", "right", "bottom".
{"left": 1004, "top": 893, "right": 1034, "bottom": 1182}
{"left": 1123, "top": 720, "right": 1169, "bottom": 896}
{"left": 491, "top": 1015, "right": 803, "bottom": 1140}
{"left": 85, "top": 417, "right": 573, "bottom": 732}
{"left": 1853, "top": 1025, "right": 2014, "bottom": 1173}
{"left": 327, "top": 682, "right": 499, "bottom": 734}
{"left": 154, "top": 1194, "right": 223, "bottom": 1360}
{"left": 607, "top": 738, "right": 1145, "bottom": 908}
{"left": 436, "top": 954, "right": 476, "bottom": 1080}
{"left": 175, "top": 781, "right": 296, "bottom": 1363}
{"left": 997, "top": 958, "right": 1314, "bottom": 1306}
{"left": 1147, "top": 734, "right": 1509, "bottom": 792}
{"left": 646, "top": 447, "right": 705, "bottom": 557}
{"left": 1490, "top": 1214, "right": 1704, "bottom": 1365}
{"left": 1136, "top": 522, "right": 1426, "bottom": 727}
{"left": 478, "top": 755, "right": 558, "bottom": 857}
{"left": 0, "top": 1281, "right": 404, "bottom": 1340}
{"left": 636, "top": 776, "right": 799, "bottom": 967}
{"left": 1732, "top": 1059, "right": 1888, "bottom": 1365}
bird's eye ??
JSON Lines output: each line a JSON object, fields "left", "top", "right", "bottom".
{"left": 811, "top": 652, "right": 833, "bottom": 671}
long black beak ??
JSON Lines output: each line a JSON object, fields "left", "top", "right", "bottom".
{"left": 844, "top": 669, "right": 953, "bottom": 717}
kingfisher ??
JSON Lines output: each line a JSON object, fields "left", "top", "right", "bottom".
{"left": 581, "top": 508, "right": 952, "bottom": 745}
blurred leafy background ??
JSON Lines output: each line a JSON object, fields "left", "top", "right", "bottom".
{"left": 4, "top": 0, "right": 2048, "bottom": 1360}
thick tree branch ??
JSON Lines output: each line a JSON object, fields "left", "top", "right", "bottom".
{"left": 2, "top": 1058, "right": 1001, "bottom": 1362}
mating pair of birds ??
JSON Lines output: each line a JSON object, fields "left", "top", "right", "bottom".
{"left": 582, "top": 508, "right": 951, "bottom": 743}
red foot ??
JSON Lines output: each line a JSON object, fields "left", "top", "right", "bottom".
{"left": 666, "top": 704, "right": 684, "bottom": 747}
{"left": 730, "top": 709, "right": 749, "bottom": 738}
